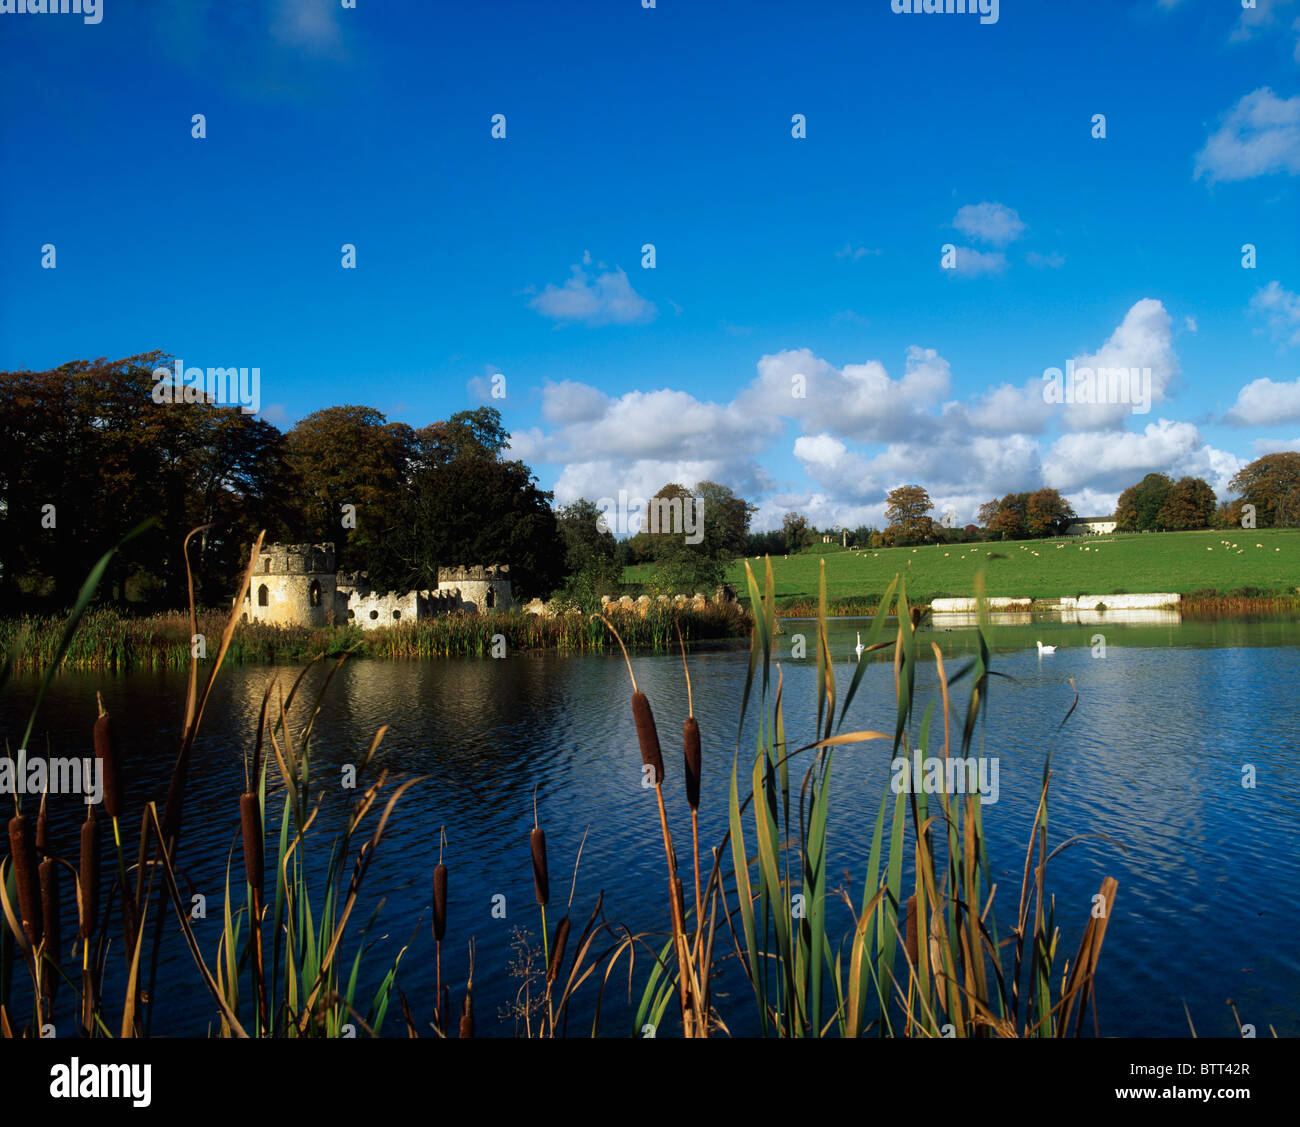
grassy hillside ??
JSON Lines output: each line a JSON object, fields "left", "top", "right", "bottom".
{"left": 630, "top": 528, "right": 1300, "bottom": 605}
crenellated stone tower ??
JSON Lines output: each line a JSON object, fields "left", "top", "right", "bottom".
{"left": 244, "top": 543, "right": 337, "bottom": 628}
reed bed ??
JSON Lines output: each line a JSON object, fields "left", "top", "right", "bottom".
{"left": 0, "top": 603, "right": 749, "bottom": 673}
{"left": 3, "top": 534, "right": 1130, "bottom": 1038}
{"left": 1177, "top": 593, "right": 1300, "bottom": 617}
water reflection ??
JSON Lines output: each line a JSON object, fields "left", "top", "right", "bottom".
{"left": 2, "top": 614, "right": 1297, "bottom": 1037}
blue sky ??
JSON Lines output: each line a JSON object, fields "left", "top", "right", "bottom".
{"left": 2, "top": 0, "right": 1298, "bottom": 530}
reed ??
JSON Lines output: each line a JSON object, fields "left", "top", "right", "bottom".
{"left": 0, "top": 602, "right": 750, "bottom": 672}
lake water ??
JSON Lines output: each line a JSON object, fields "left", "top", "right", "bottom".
{"left": 4, "top": 611, "right": 1298, "bottom": 1037}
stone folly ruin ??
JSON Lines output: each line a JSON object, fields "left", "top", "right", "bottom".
{"left": 242, "top": 544, "right": 510, "bottom": 630}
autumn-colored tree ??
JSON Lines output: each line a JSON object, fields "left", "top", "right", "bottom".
{"left": 983, "top": 493, "right": 1025, "bottom": 540}
{"left": 0, "top": 353, "right": 293, "bottom": 608}
{"left": 884, "top": 485, "right": 936, "bottom": 545}
{"left": 1229, "top": 452, "right": 1300, "bottom": 528}
{"left": 1156, "top": 476, "right": 1216, "bottom": 531}
{"left": 1024, "top": 488, "right": 1076, "bottom": 537}
{"left": 1114, "top": 473, "right": 1173, "bottom": 531}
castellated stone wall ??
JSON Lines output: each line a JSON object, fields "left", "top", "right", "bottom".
{"left": 336, "top": 577, "right": 463, "bottom": 631}
{"left": 243, "top": 547, "right": 511, "bottom": 628}
{"left": 435, "top": 564, "right": 511, "bottom": 614}
{"left": 245, "top": 543, "right": 338, "bottom": 627}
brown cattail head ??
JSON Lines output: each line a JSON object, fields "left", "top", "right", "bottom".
{"left": 432, "top": 862, "right": 448, "bottom": 942}
{"left": 459, "top": 990, "right": 474, "bottom": 1038}
{"left": 239, "top": 792, "right": 263, "bottom": 891}
{"left": 39, "top": 858, "right": 60, "bottom": 1000}
{"left": 78, "top": 810, "right": 99, "bottom": 941}
{"left": 7, "top": 814, "right": 42, "bottom": 949}
{"left": 632, "top": 691, "right": 665, "bottom": 787}
{"left": 905, "top": 893, "right": 919, "bottom": 967}
{"left": 546, "top": 916, "right": 571, "bottom": 985}
{"left": 683, "top": 716, "right": 701, "bottom": 810}
{"left": 94, "top": 694, "right": 121, "bottom": 820}
{"left": 530, "top": 826, "right": 549, "bottom": 907}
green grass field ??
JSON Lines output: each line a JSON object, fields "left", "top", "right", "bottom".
{"left": 625, "top": 528, "right": 1300, "bottom": 605}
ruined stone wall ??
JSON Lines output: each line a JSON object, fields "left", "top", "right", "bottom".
{"left": 436, "top": 564, "right": 511, "bottom": 614}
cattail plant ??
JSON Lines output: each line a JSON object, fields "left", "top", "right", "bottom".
{"left": 35, "top": 789, "right": 51, "bottom": 857}
{"left": 78, "top": 810, "right": 98, "bottom": 943}
{"left": 595, "top": 613, "right": 704, "bottom": 1036}
{"left": 677, "top": 619, "right": 703, "bottom": 930}
{"left": 432, "top": 828, "right": 448, "bottom": 1033}
{"left": 38, "top": 857, "right": 60, "bottom": 1001}
{"left": 459, "top": 942, "right": 475, "bottom": 1038}
{"left": 546, "top": 916, "right": 571, "bottom": 985}
{"left": 7, "top": 813, "right": 42, "bottom": 950}
{"left": 94, "top": 692, "right": 121, "bottom": 821}
{"left": 94, "top": 692, "right": 135, "bottom": 953}
{"left": 530, "top": 790, "right": 550, "bottom": 966}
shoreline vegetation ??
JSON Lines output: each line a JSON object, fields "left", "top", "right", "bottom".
{"left": 0, "top": 602, "right": 752, "bottom": 673}
{"left": 1, "top": 533, "right": 1130, "bottom": 1039}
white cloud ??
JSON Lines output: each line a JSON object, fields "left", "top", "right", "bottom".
{"left": 540, "top": 380, "right": 609, "bottom": 424}
{"left": 1227, "top": 376, "right": 1300, "bottom": 425}
{"left": 1253, "top": 435, "right": 1300, "bottom": 454}
{"left": 1053, "top": 298, "right": 1179, "bottom": 431}
{"left": 945, "top": 247, "right": 1008, "bottom": 277}
{"left": 1184, "top": 316, "right": 1199, "bottom": 333}
{"left": 953, "top": 202, "right": 1027, "bottom": 246}
{"left": 529, "top": 263, "right": 656, "bottom": 326}
{"left": 1194, "top": 87, "right": 1300, "bottom": 182}
{"left": 1044, "top": 419, "right": 1240, "bottom": 497}
{"left": 739, "top": 345, "right": 951, "bottom": 443}
{"left": 1229, "top": 0, "right": 1299, "bottom": 43}
{"left": 1249, "top": 280, "right": 1300, "bottom": 347}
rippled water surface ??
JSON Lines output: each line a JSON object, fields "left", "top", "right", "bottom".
{"left": 4, "top": 612, "right": 1298, "bottom": 1037}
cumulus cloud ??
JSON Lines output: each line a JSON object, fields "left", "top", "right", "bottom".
{"left": 517, "top": 302, "right": 1237, "bottom": 534}
{"left": 953, "top": 203, "right": 1027, "bottom": 246}
{"left": 1050, "top": 298, "right": 1178, "bottom": 431}
{"left": 529, "top": 263, "right": 656, "bottom": 326}
{"left": 1227, "top": 376, "right": 1300, "bottom": 425}
{"left": 1044, "top": 419, "right": 1241, "bottom": 497}
{"left": 1249, "top": 280, "right": 1300, "bottom": 347}
{"left": 739, "top": 345, "right": 950, "bottom": 443}
{"left": 540, "top": 380, "right": 609, "bottom": 425}
{"left": 1194, "top": 87, "right": 1300, "bottom": 183}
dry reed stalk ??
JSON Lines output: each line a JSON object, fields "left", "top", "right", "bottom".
{"left": 905, "top": 893, "right": 918, "bottom": 967}
{"left": 35, "top": 790, "right": 50, "bottom": 856}
{"left": 7, "top": 813, "right": 42, "bottom": 949}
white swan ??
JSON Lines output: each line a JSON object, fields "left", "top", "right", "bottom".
{"left": 855, "top": 631, "right": 865, "bottom": 659}
{"left": 1036, "top": 640, "right": 1057, "bottom": 654}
